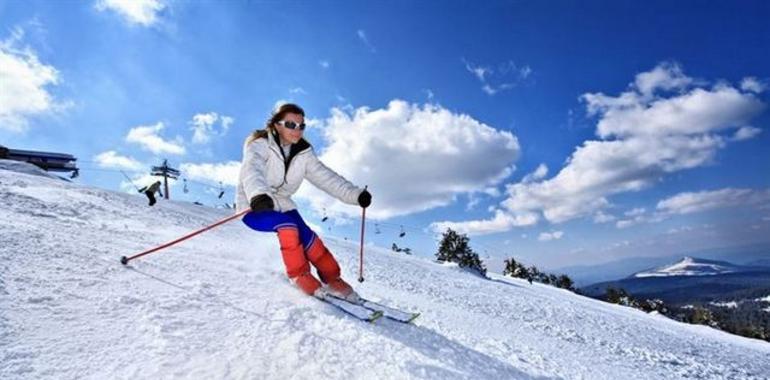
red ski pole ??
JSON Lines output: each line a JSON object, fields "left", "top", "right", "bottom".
{"left": 120, "top": 209, "right": 250, "bottom": 265}
{"left": 358, "top": 197, "right": 367, "bottom": 283}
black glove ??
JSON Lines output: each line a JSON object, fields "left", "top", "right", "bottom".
{"left": 357, "top": 189, "right": 372, "bottom": 208}
{"left": 250, "top": 194, "right": 275, "bottom": 212}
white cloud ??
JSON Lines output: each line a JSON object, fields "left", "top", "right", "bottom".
{"left": 179, "top": 161, "right": 240, "bottom": 187}
{"left": 667, "top": 225, "right": 694, "bottom": 234}
{"left": 95, "top": 0, "right": 166, "bottom": 27}
{"left": 430, "top": 209, "right": 537, "bottom": 236}
{"left": 222, "top": 116, "right": 234, "bottom": 130}
{"left": 443, "top": 62, "right": 767, "bottom": 232}
{"left": 189, "top": 112, "right": 233, "bottom": 144}
{"left": 0, "top": 28, "right": 65, "bottom": 133}
{"left": 289, "top": 87, "right": 307, "bottom": 95}
{"left": 732, "top": 126, "right": 762, "bottom": 141}
{"left": 538, "top": 231, "right": 564, "bottom": 242}
{"left": 463, "top": 58, "right": 532, "bottom": 96}
{"left": 656, "top": 188, "right": 770, "bottom": 216}
{"left": 482, "top": 84, "right": 497, "bottom": 95}
{"left": 522, "top": 164, "right": 548, "bottom": 183}
{"left": 593, "top": 210, "right": 616, "bottom": 224}
{"left": 625, "top": 207, "right": 646, "bottom": 217}
{"left": 93, "top": 150, "right": 143, "bottom": 171}
{"left": 741, "top": 77, "right": 766, "bottom": 93}
{"left": 464, "top": 61, "right": 490, "bottom": 82}
{"left": 616, "top": 219, "right": 637, "bottom": 229}
{"left": 465, "top": 194, "right": 482, "bottom": 211}
{"left": 319, "top": 60, "right": 330, "bottom": 69}
{"left": 616, "top": 207, "right": 666, "bottom": 229}
{"left": 356, "top": 29, "right": 376, "bottom": 53}
{"left": 615, "top": 207, "right": 651, "bottom": 229}
{"left": 519, "top": 65, "right": 532, "bottom": 79}
{"left": 125, "top": 122, "right": 186, "bottom": 155}
{"left": 585, "top": 85, "right": 764, "bottom": 139}
{"left": 272, "top": 99, "right": 292, "bottom": 113}
{"left": 297, "top": 100, "right": 520, "bottom": 221}
{"left": 632, "top": 62, "right": 693, "bottom": 96}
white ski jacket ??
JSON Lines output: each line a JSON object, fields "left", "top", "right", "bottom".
{"left": 235, "top": 131, "right": 363, "bottom": 213}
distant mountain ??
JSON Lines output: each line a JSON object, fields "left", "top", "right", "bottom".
{"left": 554, "top": 256, "right": 675, "bottom": 286}
{"left": 556, "top": 244, "right": 770, "bottom": 286}
{"left": 631, "top": 257, "right": 753, "bottom": 278}
{"left": 581, "top": 257, "right": 770, "bottom": 304}
{"left": 747, "top": 258, "right": 770, "bottom": 268}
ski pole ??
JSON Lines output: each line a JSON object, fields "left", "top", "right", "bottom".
{"left": 120, "top": 209, "right": 250, "bottom": 265}
{"left": 120, "top": 170, "right": 142, "bottom": 192}
{"left": 358, "top": 189, "right": 367, "bottom": 283}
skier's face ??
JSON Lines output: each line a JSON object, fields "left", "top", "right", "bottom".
{"left": 275, "top": 113, "right": 305, "bottom": 145}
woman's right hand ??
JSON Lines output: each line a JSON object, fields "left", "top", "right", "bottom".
{"left": 250, "top": 194, "right": 275, "bottom": 212}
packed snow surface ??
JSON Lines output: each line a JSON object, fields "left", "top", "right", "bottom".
{"left": 1, "top": 161, "right": 769, "bottom": 379}
{"left": 633, "top": 256, "right": 743, "bottom": 278}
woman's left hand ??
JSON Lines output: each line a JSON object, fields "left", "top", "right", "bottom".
{"left": 358, "top": 189, "right": 372, "bottom": 208}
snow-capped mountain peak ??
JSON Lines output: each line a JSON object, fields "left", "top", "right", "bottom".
{"left": 632, "top": 256, "right": 745, "bottom": 278}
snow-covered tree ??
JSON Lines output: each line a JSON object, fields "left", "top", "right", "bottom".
{"left": 436, "top": 228, "right": 486, "bottom": 277}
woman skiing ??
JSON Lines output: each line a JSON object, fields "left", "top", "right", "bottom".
{"left": 236, "top": 103, "right": 371, "bottom": 302}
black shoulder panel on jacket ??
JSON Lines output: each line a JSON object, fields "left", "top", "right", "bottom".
{"left": 291, "top": 138, "right": 311, "bottom": 155}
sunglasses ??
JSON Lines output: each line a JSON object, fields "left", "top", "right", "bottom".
{"left": 276, "top": 120, "right": 306, "bottom": 131}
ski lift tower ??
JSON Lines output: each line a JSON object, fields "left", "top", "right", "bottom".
{"left": 151, "top": 159, "right": 179, "bottom": 200}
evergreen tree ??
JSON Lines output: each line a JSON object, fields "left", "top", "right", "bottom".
{"left": 690, "top": 307, "right": 720, "bottom": 328}
{"left": 503, "top": 258, "right": 518, "bottom": 277}
{"left": 528, "top": 265, "right": 540, "bottom": 279}
{"left": 503, "top": 257, "right": 531, "bottom": 282}
{"left": 555, "top": 274, "right": 575, "bottom": 291}
{"left": 640, "top": 298, "right": 667, "bottom": 314}
{"left": 436, "top": 228, "right": 467, "bottom": 263}
{"left": 435, "top": 228, "right": 487, "bottom": 277}
{"left": 606, "top": 287, "right": 625, "bottom": 304}
{"left": 460, "top": 251, "right": 487, "bottom": 277}
{"left": 528, "top": 266, "right": 541, "bottom": 284}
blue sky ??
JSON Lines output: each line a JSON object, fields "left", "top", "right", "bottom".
{"left": 2, "top": 0, "right": 769, "bottom": 271}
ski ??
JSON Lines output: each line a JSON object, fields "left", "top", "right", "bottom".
{"left": 359, "top": 299, "right": 421, "bottom": 324}
{"left": 327, "top": 295, "right": 420, "bottom": 324}
{"left": 322, "top": 295, "right": 383, "bottom": 323}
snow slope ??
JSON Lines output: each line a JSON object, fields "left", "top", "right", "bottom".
{"left": 1, "top": 161, "right": 769, "bottom": 380}
{"left": 632, "top": 257, "right": 748, "bottom": 278}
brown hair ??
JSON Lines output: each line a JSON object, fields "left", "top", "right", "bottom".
{"left": 245, "top": 103, "right": 306, "bottom": 145}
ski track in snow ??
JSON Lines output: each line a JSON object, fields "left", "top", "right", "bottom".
{"left": 1, "top": 162, "right": 769, "bottom": 380}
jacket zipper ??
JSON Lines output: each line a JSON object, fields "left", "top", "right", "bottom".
{"left": 268, "top": 145, "right": 310, "bottom": 189}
